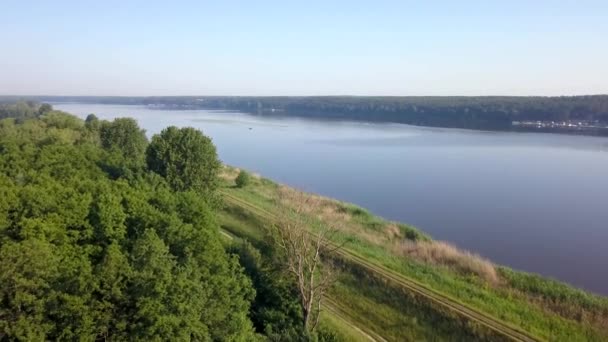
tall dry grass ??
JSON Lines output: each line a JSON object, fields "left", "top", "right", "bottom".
{"left": 276, "top": 186, "right": 391, "bottom": 244}
{"left": 276, "top": 185, "right": 499, "bottom": 284}
{"left": 277, "top": 186, "right": 349, "bottom": 219}
{"left": 394, "top": 240, "right": 499, "bottom": 284}
{"left": 219, "top": 165, "right": 240, "bottom": 181}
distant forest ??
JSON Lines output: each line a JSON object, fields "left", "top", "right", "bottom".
{"left": 6, "top": 95, "right": 608, "bottom": 134}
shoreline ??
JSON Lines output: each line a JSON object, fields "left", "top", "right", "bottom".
{"left": 219, "top": 165, "right": 608, "bottom": 339}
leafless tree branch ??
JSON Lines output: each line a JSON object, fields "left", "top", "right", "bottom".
{"left": 270, "top": 190, "right": 342, "bottom": 334}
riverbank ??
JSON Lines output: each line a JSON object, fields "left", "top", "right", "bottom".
{"left": 49, "top": 101, "right": 608, "bottom": 295}
{"left": 218, "top": 165, "right": 608, "bottom": 341}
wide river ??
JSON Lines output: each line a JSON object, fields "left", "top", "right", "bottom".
{"left": 55, "top": 103, "right": 608, "bottom": 296}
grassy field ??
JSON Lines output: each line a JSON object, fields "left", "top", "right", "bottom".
{"left": 218, "top": 166, "right": 608, "bottom": 341}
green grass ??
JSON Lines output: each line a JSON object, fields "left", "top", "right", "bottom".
{"left": 337, "top": 203, "right": 431, "bottom": 242}
{"left": 318, "top": 310, "right": 373, "bottom": 342}
{"left": 218, "top": 166, "right": 608, "bottom": 341}
{"left": 217, "top": 200, "right": 482, "bottom": 341}
{"left": 218, "top": 208, "right": 266, "bottom": 242}
{"left": 329, "top": 269, "right": 495, "bottom": 341}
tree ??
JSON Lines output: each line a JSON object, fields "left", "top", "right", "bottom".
{"left": 41, "top": 111, "right": 84, "bottom": 130}
{"left": 85, "top": 114, "right": 98, "bottom": 124}
{"left": 78, "top": 114, "right": 102, "bottom": 145}
{"left": 38, "top": 103, "right": 53, "bottom": 115}
{"left": 0, "top": 101, "right": 39, "bottom": 120}
{"left": 272, "top": 190, "right": 340, "bottom": 333}
{"left": 146, "top": 126, "right": 221, "bottom": 196}
{"left": 230, "top": 240, "right": 304, "bottom": 339}
{"left": 235, "top": 169, "right": 251, "bottom": 188}
{"left": 84, "top": 113, "right": 100, "bottom": 130}
{"left": 100, "top": 117, "right": 148, "bottom": 163}
{"left": 0, "top": 111, "right": 256, "bottom": 340}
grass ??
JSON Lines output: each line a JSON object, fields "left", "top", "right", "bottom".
{"left": 218, "top": 198, "right": 481, "bottom": 341}
{"left": 393, "top": 240, "right": 498, "bottom": 284}
{"left": 317, "top": 311, "right": 372, "bottom": 342}
{"left": 218, "top": 165, "right": 608, "bottom": 341}
{"left": 217, "top": 211, "right": 376, "bottom": 342}
{"left": 328, "top": 266, "right": 495, "bottom": 341}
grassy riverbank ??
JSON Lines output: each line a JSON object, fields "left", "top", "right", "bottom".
{"left": 218, "top": 166, "right": 608, "bottom": 341}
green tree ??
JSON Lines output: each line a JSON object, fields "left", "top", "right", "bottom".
{"left": 230, "top": 240, "right": 304, "bottom": 339}
{"left": 100, "top": 118, "right": 148, "bottom": 164}
{"left": 38, "top": 103, "right": 53, "bottom": 115}
{"left": 0, "top": 101, "right": 39, "bottom": 120}
{"left": 82, "top": 114, "right": 102, "bottom": 144}
{"left": 235, "top": 169, "right": 251, "bottom": 188}
{"left": 85, "top": 114, "right": 99, "bottom": 124}
{"left": 0, "top": 240, "right": 70, "bottom": 340}
{"left": 41, "top": 111, "right": 84, "bottom": 130}
{"left": 84, "top": 114, "right": 101, "bottom": 131}
{"left": 0, "top": 111, "right": 256, "bottom": 341}
{"left": 146, "top": 126, "right": 221, "bottom": 196}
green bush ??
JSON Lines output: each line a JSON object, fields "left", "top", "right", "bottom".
{"left": 235, "top": 169, "right": 251, "bottom": 188}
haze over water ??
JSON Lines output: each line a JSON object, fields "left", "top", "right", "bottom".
{"left": 56, "top": 103, "right": 608, "bottom": 295}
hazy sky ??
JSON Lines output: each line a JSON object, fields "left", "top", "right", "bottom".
{"left": 1, "top": 1, "right": 607, "bottom": 96}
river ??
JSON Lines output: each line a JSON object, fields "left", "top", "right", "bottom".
{"left": 54, "top": 103, "right": 608, "bottom": 295}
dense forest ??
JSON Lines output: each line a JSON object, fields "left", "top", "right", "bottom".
{"left": 9, "top": 95, "right": 608, "bottom": 134}
{"left": 0, "top": 102, "right": 334, "bottom": 341}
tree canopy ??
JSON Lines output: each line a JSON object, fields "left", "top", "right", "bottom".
{"left": 100, "top": 117, "right": 148, "bottom": 165}
{"left": 146, "top": 126, "right": 221, "bottom": 197}
{"left": 0, "top": 110, "right": 255, "bottom": 341}
{"left": 0, "top": 101, "right": 51, "bottom": 121}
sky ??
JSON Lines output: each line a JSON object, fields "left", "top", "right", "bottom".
{"left": 1, "top": 0, "right": 607, "bottom": 96}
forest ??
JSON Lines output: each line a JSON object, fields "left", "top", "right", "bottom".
{"left": 10, "top": 95, "right": 608, "bottom": 134}
{"left": 0, "top": 102, "right": 334, "bottom": 341}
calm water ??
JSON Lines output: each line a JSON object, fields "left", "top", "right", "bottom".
{"left": 55, "top": 103, "right": 608, "bottom": 296}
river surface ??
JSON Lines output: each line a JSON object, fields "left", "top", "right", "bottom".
{"left": 54, "top": 103, "right": 608, "bottom": 296}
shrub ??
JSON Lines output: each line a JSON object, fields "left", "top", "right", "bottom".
{"left": 235, "top": 170, "right": 251, "bottom": 188}
{"left": 398, "top": 223, "right": 431, "bottom": 242}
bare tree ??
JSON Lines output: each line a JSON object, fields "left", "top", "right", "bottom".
{"left": 272, "top": 190, "right": 341, "bottom": 333}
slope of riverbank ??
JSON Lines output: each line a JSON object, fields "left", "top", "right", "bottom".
{"left": 218, "top": 166, "right": 608, "bottom": 341}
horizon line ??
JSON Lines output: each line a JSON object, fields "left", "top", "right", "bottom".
{"left": 2, "top": 94, "right": 608, "bottom": 98}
